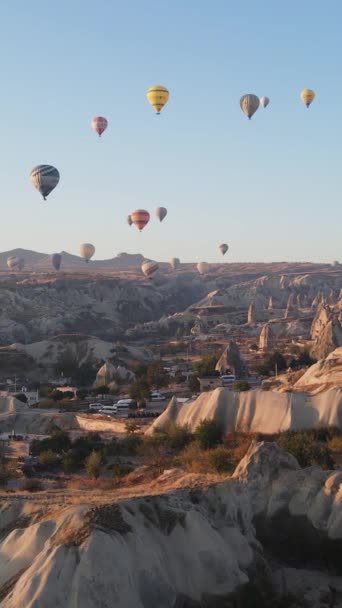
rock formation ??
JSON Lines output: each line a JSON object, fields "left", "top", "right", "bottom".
{"left": 215, "top": 340, "right": 247, "bottom": 378}
{"left": 1, "top": 443, "right": 342, "bottom": 607}
{"left": 247, "top": 302, "right": 256, "bottom": 324}
{"left": 95, "top": 361, "right": 135, "bottom": 385}
{"left": 311, "top": 316, "right": 342, "bottom": 360}
{"left": 149, "top": 384, "right": 342, "bottom": 435}
{"left": 259, "top": 323, "right": 274, "bottom": 350}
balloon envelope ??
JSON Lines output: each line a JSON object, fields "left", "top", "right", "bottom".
{"left": 91, "top": 116, "right": 108, "bottom": 137}
{"left": 260, "top": 96, "right": 270, "bottom": 108}
{"left": 79, "top": 243, "right": 95, "bottom": 263}
{"left": 127, "top": 214, "right": 133, "bottom": 226}
{"left": 7, "top": 256, "right": 25, "bottom": 271}
{"left": 300, "top": 89, "right": 315, "bottom": 108}
{"left": 51, "top": 253, "right": 62, "bottom": 271}
{"left": 30, "top": 165, "right": 60, "bottom": 200}
{"left": 170, "top": 257, "right": 180, "bottom": 270}
{"left": 219, "top": 243, "right": 229, "bottom": 255}
{"left": 146, "top": 85, "right": 169, "bottom": 114}
{"left": 240, "top": 94, "right": 260, "bottom": 119}
{"left": 131, "top": 209, "right": 150, "bottom": 231}
{"left": 141, "top": 260, "right": 159, "bottom": 277}
{"left": 155, "top": 207, "right": 167, "bottom": 222}
{"left": 197, "top": 262, "right": 209, "bottom": 275}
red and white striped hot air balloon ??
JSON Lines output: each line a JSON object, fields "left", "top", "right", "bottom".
{"left": 91, "top": 116, "right": 108, "bottom": 137}
{"left": 131, "top": 209, "right": 150, "bottom": 232}
{"left": 141, "top": 260, "right": 159, "bottom": 278}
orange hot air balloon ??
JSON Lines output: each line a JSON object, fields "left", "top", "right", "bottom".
{"left": 91, "top": 116, "right": 108, "bottom": 137}
{"left": 131, "top": 209, "right": 150, "bottom": 232}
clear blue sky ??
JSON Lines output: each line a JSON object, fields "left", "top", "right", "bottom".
{"left": 0, "top": 0, "right": 341, "bottom": 263}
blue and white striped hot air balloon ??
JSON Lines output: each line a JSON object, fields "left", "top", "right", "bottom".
{"left": 30, "top": 165, "right": 60, "bottom": 200}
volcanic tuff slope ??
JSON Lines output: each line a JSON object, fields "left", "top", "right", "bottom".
{"left": 1, "top": 443, "right": 342, "bottom": 607}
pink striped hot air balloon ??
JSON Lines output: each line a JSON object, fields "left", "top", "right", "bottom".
{"left": 131, "top": 209, "right": 150, "bottom": 232}
{"left": 91, "top": 116, "right": 108, "bottom": 137}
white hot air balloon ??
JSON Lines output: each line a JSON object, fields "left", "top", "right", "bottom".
{"left": 170, "top": 257, "right": 180, "bottom": 270}
{"left": 197, "top": 261, "right": 209, "bottom": 275}
{"left": 260, "top": 96, "right": 270, "bottom": 108}
{"left": 79, "top": 243, "right": 95, "bottom": 263}
{"left": 7, "top": 256, "right": 25, "bottom": 271}
{"left": 141, "top": 259, "right": 159, "bottom": 278}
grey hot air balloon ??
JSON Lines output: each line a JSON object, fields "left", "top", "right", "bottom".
{"left": 51, "top": 253, "right": 62, "bottom": 271}
{"left": 79, "top": 243, "right": 95, "bottom": 263}
{"left": 127, "top": 214, "right": 133, "bottom": 226}
{"left": 260, "top": 96, "right": 270, "bottom": 108}
{"left": 141, "top": 259, "right": 159, "bottom": 278}
{"left": 219, "top": 243, "right": 229, "bottom": 256}
{"left": 240, "top": 94, "right": 260, "bottom": 119}
{"left": 7, "top": 256, "right": 25, "bottom": 271}
{"left": 197, "top": 261, "right": 209, "bottom": 275}
{"left": 155, "top": 207, "right": 167, "bottom": 222}
{"left": 30, "top": 165, "right": 60, "bottom": 200}
{"left": 170, "top": 257, "right": 180, "bottom": 270}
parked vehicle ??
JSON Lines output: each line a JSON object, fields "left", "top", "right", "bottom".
{"left": 150, "top": 391, "right": 166, "bottom": 402}
{"left": 88, "top": 403, "right": 104, "bottom": 410}
{"left": 221, "top": 374, "right": 236, "bottom": 386}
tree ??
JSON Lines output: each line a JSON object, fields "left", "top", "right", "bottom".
{"left": 232, "top": 380, "right": 251, "bottom": 392}
{"left": 174, "top": 371, "right": 186, "bottom": 384}
{"left": 129, "top": 378, "right": 151, "bottom": 402}
{"left": 146, "top": 361, "right": 170, "bottom": 388}
{"left": 125, "top": 422, "right": 140, "bottom": 435}
{"left": 50, "top": 390, "right": 65, "bottom": 401}
{"left": 195, "top": 419, "right": 223, "bottom": 450}
{"left": 76, "top": 388, "right": 88, "bottom": 399}
{"left": 85, "top": 450, "right": 102, "bottom": 479}
{"left": 188, "top": 374, "right": 200, "bottom": 393}
{"left": 264, "top": 351, "right": 287, "bottom": 373}
{"left": 14, "top": 393, "right": 28, "bottom": 404}
{"left": 38, "top": 450, "right": 60, "bottom": 469}
{"left": 162, "top": 422, "right": 192, "bottom": 450}
{"left": 193, "top": 355, "right": 220, "bottom": 378}
{"left": 92, "top": 385, "right": 109, "bottom": 396}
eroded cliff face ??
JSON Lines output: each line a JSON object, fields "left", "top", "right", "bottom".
{"left": 1, "top": 443, "right": 342, "bottom": 607}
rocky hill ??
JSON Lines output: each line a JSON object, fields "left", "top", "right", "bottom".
{"left": 0, "top": 442, "right": 342, "bottom": 607}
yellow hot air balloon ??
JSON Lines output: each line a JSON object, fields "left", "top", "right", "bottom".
{"left": 300, "top": 89, "right": 315, "bottom": 108}
{"left": 240, "top": 94, "right": 260, "bottom": 119}
{"left": 79, "top": 243, "right": 95, "bottom": 263}
{"left": 197, "top": 262, "right": 209, "bottom": 275}
{"left": 146, "top": 85, "right": 169, "bottom": 114}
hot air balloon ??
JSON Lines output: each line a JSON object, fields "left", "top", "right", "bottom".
{"left": 146, "top": 85, "right": 169, "bottom": 114}
{"left": 240, "top": 94, "right": 260, "bottom": 119}
{"left": 170, "top": 257, "right": 180, "bottom": 270}
{"left": 219, "top": 243, "right": 229, "bottom": 256}
{"left": 155, "top": 207, "right": 167, "bottom": 222}
{"left": 300, "top": 89, "right": 315, "bottom": 108}
{"left": 30, "top": 165, "right": 60, "bottom": 200}
{"left": 131, "top": 209, "right": 150, "bottom": 232}
{"left": 197, "top": 262, "right": 209, "bottom": 275}
{"left": 141, "top": 260, "right": 159, "bottom": 278}
{"left": 7, "top": 256, "right": 25, "bottom": 271}
{"left": 79, "top": 243, "right": 95, "bottom": 263}
{"left": 260, "top": 96, "right": 270, "bottom": 108}
{"left": 91, "top": 116, "right": 108, "bottom": 137}
{"left": 127, "top": 214, "right": 133, "bottom": 226}
{"left": 51, "top": 253, "right": 62, "bottom": 271}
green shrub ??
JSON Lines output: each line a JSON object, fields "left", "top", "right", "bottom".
{"left": 22, "top": 478, "right": 43, "bottom": 492}
{"left": 232, "top": 380, "right": 251, "bottom": 392}
{"left": 162, "top": 422, "right": 192, "bottom": 450}
{"left": 38, "top": 450, "right": 60, "bottom": 469}
{"left": 195, "top": 419, "right": 223, "bottom": 450}
{"left": 328, "top": 435, "right": 342, "bottom": 453}
{"left": 208, "top": 447, "right": 234, "bottom": 473}
{"left": 277, "top": 432, "right": 334, "bottom": 469}
{"left": 0, "top": 466, "right": 11, "bottom": 486}
{"left": 112, "top": 464, "right": 133, "bottom": 480}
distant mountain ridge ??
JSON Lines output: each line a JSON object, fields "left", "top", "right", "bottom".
{"left": 0, "top": 249, "right": 145, "bottom": 270}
